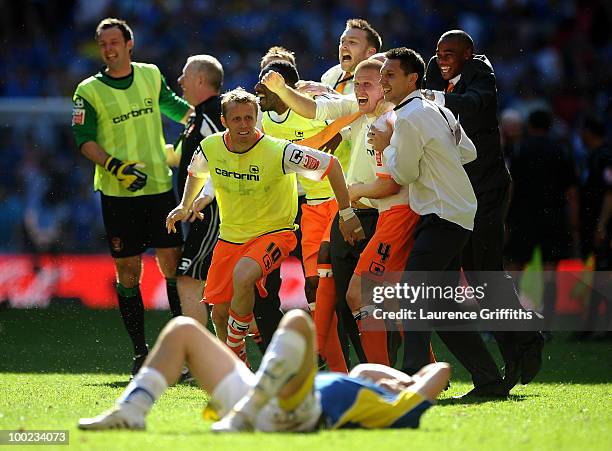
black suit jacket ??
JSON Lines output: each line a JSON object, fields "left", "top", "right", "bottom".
{"left": 425, "top": 54, "right": 510, "bottom": 194}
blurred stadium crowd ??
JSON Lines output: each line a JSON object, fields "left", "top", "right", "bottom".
{"left": 0, "top": 0, "right": 610, "bottom": 258}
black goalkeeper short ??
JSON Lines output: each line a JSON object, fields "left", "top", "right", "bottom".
{"left": 100, "top": 190, "right": 183, "bottom": 258}
{"left": 176, "top": 199, "right": 220, "bottom": 280}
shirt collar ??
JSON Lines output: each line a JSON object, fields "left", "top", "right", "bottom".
{"left": 195, "top": 95, "right": 220, "bottom": 113}
{"left": 398, "top": 89, "right": 423, "bottom": 104}
{"left": 449, "top": 74, "right": 461, "bottom": 86}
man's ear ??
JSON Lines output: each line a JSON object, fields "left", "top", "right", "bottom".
{"left": 366, "top": 47, "right": 377, "bottom": 57}
{"left": 409, "top": 72, "right": 419, "bottom": 86}
{"left": 126, "top": 39, "right": 134, "bottom": 52}
{"left": 220, "top": 114, "right": 226, "bottom": 128}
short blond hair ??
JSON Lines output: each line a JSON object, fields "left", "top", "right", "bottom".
{"left": 220, "top": 87, "right": 258, "bottom": 117}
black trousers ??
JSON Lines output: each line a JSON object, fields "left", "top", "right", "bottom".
{"left": 401, "top": 214, "right": 503, "bottom": 387}
{"left": 252, "top": 267, "right": 283, "bottom": 351}
{"left": 330, "top": 209, "right": 379, "bottom": 365}
{"left": 462, "top": 186, "right": 540, "bottom": 361}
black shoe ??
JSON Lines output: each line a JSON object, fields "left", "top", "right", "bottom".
{"left": 519, "top": 332, "right": 545, "bottom": 384}
{"left": 131, "top": 349, "right": 149, "bottom": 377}
{"left": 502, "top": 355, "right": 522, "bottom": 392}
{"left": 387, "top": 330, "right": 402, "bottom": 367}
{"left": 454, "top": 381, "right": 509, "bottom": 399}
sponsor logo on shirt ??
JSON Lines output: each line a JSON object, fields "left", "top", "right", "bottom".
{"left": 72, "top": 96, "right": 86, "bottom": 125}
{"left": 289, "top": 148, "right": 320, "bottom": 170}
{"left": 214, "top": 166, "right": 260, "bottom": 181}
{"left": 302, "top": 155, "right": 320, "bottom": 170}
{"left": 290, "top": 149, "right": 304, "bottom": 164}
{"left": 112, "top": 98, "right": 154, "bottom": 124}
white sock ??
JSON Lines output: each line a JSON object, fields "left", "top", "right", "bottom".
{"left": 235, "top": 328, "right": 306, "bottom": 419}
{"left": 117, "top": 367, "right": 168, "bottom": 415}
{"left": 352, "top": 305, "right": 376, "bottom": 321}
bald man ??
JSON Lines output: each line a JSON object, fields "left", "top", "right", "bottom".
{"left": 423, "top": 30, "right": 545, "bottom": 396}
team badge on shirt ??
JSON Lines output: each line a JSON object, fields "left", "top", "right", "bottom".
{"left": 110, "top": 237, "right": 123, "bottom": 253}
{"left": 303, "top": 155, "right": 320, "bottom": 170}
{"left": 290, "top": 147, "right": 320, "bottom": 170}
{"left": 290, "top": 148, "right": 304, "bottom": 164}
{"left": 72, "top": 96, "right": 85, "bottom": 126}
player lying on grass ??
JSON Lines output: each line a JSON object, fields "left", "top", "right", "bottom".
{"left": 78, "top": 309, "right": 450, "bottom": 432}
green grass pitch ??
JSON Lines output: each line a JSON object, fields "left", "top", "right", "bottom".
{"left": 1, "top": 307, "right": 611, "bottom": 450}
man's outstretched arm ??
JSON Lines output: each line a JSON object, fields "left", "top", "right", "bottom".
{"left": 261, "top": 70, "right": 317, "bottom": 119}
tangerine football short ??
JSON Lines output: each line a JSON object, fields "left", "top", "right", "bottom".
{"left": 354, "top": 205, "right": 419, "bottom": 280}
{"left": 204, "top": 230, "right": 297, "bottom": 304}
{"left": 300, "top": 199, "right": 338, "bottom": 278}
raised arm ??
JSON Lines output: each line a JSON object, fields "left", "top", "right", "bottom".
{"left": 261, "top": 71, "right": 317, "bottom": 119}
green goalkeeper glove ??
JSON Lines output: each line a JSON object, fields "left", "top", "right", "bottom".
{"left": 104, "top": 157, "right": 148, "bottom": 192}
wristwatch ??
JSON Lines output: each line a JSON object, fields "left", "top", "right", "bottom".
{"left": 422, "top": 89, "right": 435, "bottom": 101}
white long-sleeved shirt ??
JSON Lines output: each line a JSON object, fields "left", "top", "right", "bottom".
{"left": 321, "top": 64, "right": 354, "bottom": 95}
{"left": 382, "top": 90, "right": 477, "bottom": 230}
{"left": 314, "top": 95, "right": 378, "bottom": 209}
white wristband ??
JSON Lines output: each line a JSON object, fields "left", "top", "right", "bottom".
{"left": 339, "top": 207, "right": 356, "bottom": 221}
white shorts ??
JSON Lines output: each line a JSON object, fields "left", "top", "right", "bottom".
{"left": 210, "top": 362, "right": 322, "bottom": 432}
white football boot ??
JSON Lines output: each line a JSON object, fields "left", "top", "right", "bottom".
{"left": 78, "top": 405, "right": 145, "bottom": 431}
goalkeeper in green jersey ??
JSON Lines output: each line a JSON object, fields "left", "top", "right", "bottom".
{"left": 71, "top": 18, "right": 193, "bottom": 376}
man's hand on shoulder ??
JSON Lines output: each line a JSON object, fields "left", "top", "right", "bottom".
{"left": 368, "top": 119, "right": 394, "bottom": 154}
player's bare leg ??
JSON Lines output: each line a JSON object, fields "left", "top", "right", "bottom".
{"left": 211, "top": 302, "right": 230, "bottom": 342}
{"left": 115, "top": 255, "right": 143, "bottom": 288}
{"left": 225, "top": 257, "right": 262, "bottom": 363}
{"left": 212, "top": 309, "right": 316, "bottom": 432}
{"left": 177, "top": 275, "right": 208, "bottom": 326}
{"left": 78, "top": 316, "right": 241, "bottom": 430}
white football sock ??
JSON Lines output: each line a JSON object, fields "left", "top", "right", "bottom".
{"left": 117, "top": 367, "right": 168, "bottom": 415}
{"left": 237, "top": 328, "right": 306, "bottom": 418}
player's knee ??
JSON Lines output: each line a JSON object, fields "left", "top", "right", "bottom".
{"left": 156, "top": 247, "right": 181, "bottom": 278}
{"left": 159, "top": 316, "right": 198, "bottom": 343}
{"left": 232, "top": 258, "right": 261, "bottom": 290}
{"left": 168, "top": 315, "right": 201, "bottom": 335}
{"left": 279, "top": 309, "right": 313, "bottom": 336}
{"left": 436, "top": 362, "right": 452, "bottom": 379}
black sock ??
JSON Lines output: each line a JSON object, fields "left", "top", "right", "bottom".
{"left": 116, "top": 283, "right": 148, "bottom": 355}
{"left": 166, "top": 278, "right": 182, "bottom": 317}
